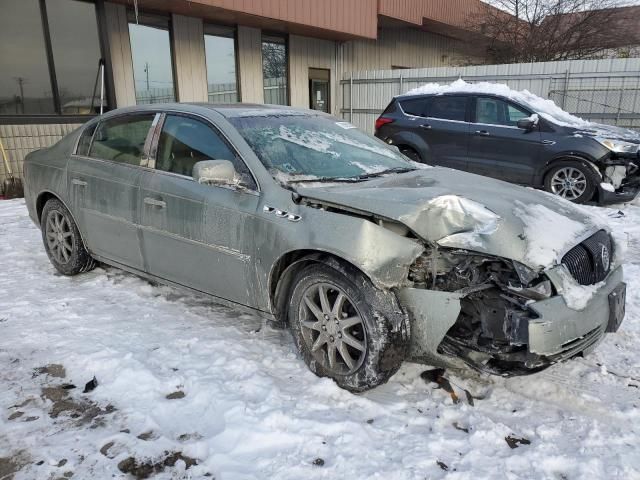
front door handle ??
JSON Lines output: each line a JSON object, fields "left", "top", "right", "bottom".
{"left": 474, "top": 130, "right": 490, "bottom": 136}
{"left": 419, "top": 124, "right": 432, "bottom": 130}
{"left": 144, "top": 197, "right": 166, "bottom": 208}
{"left": 71, "top": 178, "right": 87, "bottom": 187}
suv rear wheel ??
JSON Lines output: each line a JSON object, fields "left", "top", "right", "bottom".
{"left": 544, "top": 160, "right": 598, "bottom": 203}
{"left": 399, "top": 146, "right": 422, "bottom": 162}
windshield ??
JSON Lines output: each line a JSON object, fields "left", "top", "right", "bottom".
{"left": 228, "top": 114, "right": 414, "bottom": 181}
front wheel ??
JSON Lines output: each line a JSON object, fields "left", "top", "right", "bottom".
{"left": 288, "top": 263, "right": 408, "bottom": 392}
{"left": 544, "top": 160, "right": 599, "bottom": 203}
{"left": 41, "top": 198, "right": 96, "bottom": 275}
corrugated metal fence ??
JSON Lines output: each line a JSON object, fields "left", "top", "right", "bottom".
{"left": 341, "top": 58, "right": 640, "bottom": 134}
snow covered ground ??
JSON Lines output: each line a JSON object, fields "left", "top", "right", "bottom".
{"left": 0, "top": 198, "right": 638, "bottom": 480}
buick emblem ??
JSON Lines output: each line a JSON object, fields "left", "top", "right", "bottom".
{"left": 600, "top": 244, "right": 610, "bottom": 271}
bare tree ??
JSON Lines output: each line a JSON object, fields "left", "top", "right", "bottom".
{"left": 473, "top": 0, "right": 632, "bottom": 63}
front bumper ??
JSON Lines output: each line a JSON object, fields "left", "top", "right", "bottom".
{"left": 598, "top": 183, "right": 640, "bottom": 204}
{"left": 398, "top": 264, "right": 625, "bottom": 371}
{"left": 527, "top": 265, "right": 623, "bottom": 356}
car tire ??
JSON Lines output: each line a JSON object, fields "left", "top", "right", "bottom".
{"left": 543, "top": 160, "right": 599, "bottom": 203}
{"left": 288, "top": 262, "right": 408, "bottom": 392}
{"left": 399, "top": 146, "right": 423, "bottom": 162}
{"left": 41, "top": 198, "right": 96, "bottom": 276}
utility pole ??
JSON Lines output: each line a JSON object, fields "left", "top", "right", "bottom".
{"left": 144, "top": 62, "right": 150, "bottom": 91}
{"left": 13, "top": 77, "right": 26, "bottom": 114}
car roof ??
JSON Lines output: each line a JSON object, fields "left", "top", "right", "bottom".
{"left": 98, "top": 103, "right": 327, "bottom": 120}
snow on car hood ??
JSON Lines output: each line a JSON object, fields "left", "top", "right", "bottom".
{"left": 575, "top": 122, "right": 640, "bottom": 143}
{"left": 296, "top": 168, "right": 606, "bottom": 270}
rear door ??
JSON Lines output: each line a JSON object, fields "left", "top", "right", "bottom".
{"left": 467, "top": 96, "right": 542, "bottom": 184}
{"left": 397, "top": 95, "right": 471, "bottom": 170}
{"left": 139, "top": 113, "right": 260, "bottom": 307}
{"left": 68, "top": 113, "right": 157, "bottom": 270}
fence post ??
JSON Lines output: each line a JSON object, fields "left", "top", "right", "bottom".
{"left": 349, "top": 74, "right": 353, "bottom": 122}
{"left": 615, "top": 77, "right": 625, "bottom": 125}
{"left": 399, "top": 74, "right": 403, "bottom": 95}
{"left": 561, "top": 70, "right": 569, "bottom": 109}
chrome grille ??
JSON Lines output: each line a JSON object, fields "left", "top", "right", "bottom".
{"left": 561, "top": 230, "right": 612, "bottom": 285}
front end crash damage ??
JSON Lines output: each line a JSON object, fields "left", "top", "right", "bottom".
{"left": 295, "top": 179, "right": 624, "bottom": 376}
{"left": 596, "top": 156, "right": 640, "bottom": 203}
{"left": 399, "top": 246, "right": 623, "bottom": 375}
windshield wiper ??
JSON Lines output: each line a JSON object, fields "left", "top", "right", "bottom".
{"left": 286, "top": 176, "right": 362, "bottom": 184}
{"left": 284, "top": 167, "right": 417, "bottom": 184}
{"left": 350, "top": 167, "right": 417, "bottom": 181}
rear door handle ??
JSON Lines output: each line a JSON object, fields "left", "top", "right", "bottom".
{"left": 474, "top": 130, "right": 490, "bottom": 136}
{"left": 419, "top": 124, "right": 432, "bottom": 130}
{"left": 71, "top": 178, "right": 87, "bottom": 187}
{"left": 144, "top": 197, "right": 166, "bottom": 208}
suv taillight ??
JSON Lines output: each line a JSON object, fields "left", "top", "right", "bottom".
{"left": 375, "top": 117, "right": 394, "bottom": 131}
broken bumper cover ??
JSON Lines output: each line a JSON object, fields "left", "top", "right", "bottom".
{"left": 597, "top": 183, "right": 639, "bottom": 204}
{"left": 397, "top": 264, "right": 625, "bottom": 371}
{"left": 527, "top": 265, "right": 624, "bottom": 357}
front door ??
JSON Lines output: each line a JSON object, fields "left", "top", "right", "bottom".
{"left": 139, "top": 113, "right": 260, "bottom": 307}
{"left": 309, "top": 68, "right": 330, "bottom": 113}
{"left": 467, "top": 96, "right": 542, "bottom": 184}
{"left": 67, "top": 113, "right": 157, "bottom": 270}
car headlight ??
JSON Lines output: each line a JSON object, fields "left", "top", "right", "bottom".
{"left": 596, "top": 137, "right": 639, "bottom": 154}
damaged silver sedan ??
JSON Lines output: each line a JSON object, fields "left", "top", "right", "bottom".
{"left": 23, "top": 104, "right": 626, "bottom": 391}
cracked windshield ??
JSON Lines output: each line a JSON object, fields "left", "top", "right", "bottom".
{"left": 229, "top": 114, "right": 414, "bottom": 181}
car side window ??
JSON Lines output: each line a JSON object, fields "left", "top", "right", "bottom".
{"left": 89, "top": 114, "right": 155, "bottom": 165}
{"left": 426, "top": 96, "right": 467, "bottom": 122}
{"left": 76, "top": 123, "right": 97, "bottom": 156}
{"left": 399, "top": 98, "right": 428, "bottom": 117}
{"left": 476, "top": 97, "right": 530, "bottom": 127}
{"left": 156, "top": 115, "right": 256, "bottom": 189}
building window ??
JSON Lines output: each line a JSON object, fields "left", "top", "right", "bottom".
{"left": 0, "top": 0, "right": 107, "bottom": 116}
{"left": 47, "top": 0, "right": 106, "bottom": 114}
{"left": 262, "top": 35, "right": 288, "bottom": 105}
{"left": 204, "top": 25, "right": 238, "bottom": 103}
{"left": 128, "top": 15, "right": 175, "bottom": 105}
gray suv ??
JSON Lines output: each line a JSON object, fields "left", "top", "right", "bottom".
{"left": 23, "top": 104, "right": 626, "bottom": 392}
{"left": 375, "top": 91, "right": 640, "bottom": 204}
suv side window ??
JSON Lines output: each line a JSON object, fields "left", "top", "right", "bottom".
{"left": 475, "top": 97, "right": 530, "bottom": 127}
{"left": 90, "top": 114, "right": 155, "bottom": 165}
{"left": 156, "top": 114, "right": 257, "bottom": 190}
{"left": 399, "top": 98, "right": 428, "bottom": 117}
{"left": 427, "top": 96, "right": 467, "bottom": 122}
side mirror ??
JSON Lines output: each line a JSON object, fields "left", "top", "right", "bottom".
{"left": 193, "top": 160, "right": 238, "bottom": 186}
{"left": 517, "top": 114, "right": 538, "bottom": 131}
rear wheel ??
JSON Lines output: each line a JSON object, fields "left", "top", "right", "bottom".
{"left": 544, "top": 160, "right": 598, "bottom": 203}
{"left": 288, "top": 263, "right": 408, "bottom": 392}
{"left": 399, "top": 146, "right": 422, "bottom": 162}
{"left": 41, "top": 198, "right": 96, "bottom": 275}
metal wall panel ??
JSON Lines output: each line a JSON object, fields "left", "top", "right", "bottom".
{"left": 237, "top": 25, "right": 264, "bottom": 103}
{"left": 172, "top": 14, "right": 208, "bottom": 102}
{"left": 105, "top": 2, "right": 136, "bottom": 107}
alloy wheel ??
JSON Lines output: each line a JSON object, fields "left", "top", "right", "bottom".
{"left": 550, "top": 167, "right": 587, "bottom": 200}
{"left": 45, "top": 210, "right": 74, "bottom": 264}
{"left": 299, "top": 282, "right": 367, "bottom": 375}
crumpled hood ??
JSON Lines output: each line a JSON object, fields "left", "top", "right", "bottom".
{"left": 296, "top": 168, "right": 606, "bottom": 270}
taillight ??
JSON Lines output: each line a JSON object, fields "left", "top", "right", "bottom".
{"left": 375, "top": 117, "right": 394, "bottom": 131}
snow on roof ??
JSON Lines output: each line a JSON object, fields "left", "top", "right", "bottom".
{"left": 401, "top": 79, "right": 590, "bottom": 128}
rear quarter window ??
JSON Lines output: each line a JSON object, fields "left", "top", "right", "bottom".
{"left": 399, "top": 98, "right": 428, "bottom": 117}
